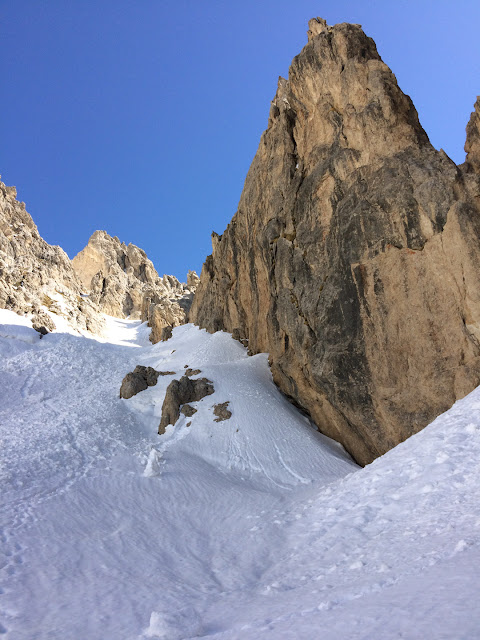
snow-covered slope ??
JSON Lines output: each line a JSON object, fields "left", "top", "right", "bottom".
{"left": 1, "top": 310, "right": 479, "bottom": 639}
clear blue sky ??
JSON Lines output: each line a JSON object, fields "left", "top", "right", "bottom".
{"left": 1, "top": 1, "right": 479, "bottom": 280}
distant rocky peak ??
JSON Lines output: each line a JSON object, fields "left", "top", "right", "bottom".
{"left": 0, "top": 179, "right": 103, "bottom": 335}
{"left": 0, "top": 178, "right": 198, "bottom": 344}
{"left": 187, "top": 270, "right": 200, "bottom": 289}
{"left": 306, "top": 17, "right": 329, "bottom": 41}
{"left": 72, "top": 230, "right": 160, "bottom": 290}
{"left": 72, "top": 229, "right": 198, "bottom": 343}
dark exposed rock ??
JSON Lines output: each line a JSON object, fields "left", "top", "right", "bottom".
{"left": 120, "top": 374, "right": 148, "bottom": 399}
{"left": 213, "top": 402, "right": 232, "bottom": 422}
{"left": 160, "top": 326, "right": 173, "bottom": 342}
{"left": 231, "top": 328, "right": 249, "bottom": 348}
{"left": 181, "top": 404, "right": 197, "bottom": 417}
{"left": 137, "top": 366, "right": 160, "bottom": 387}
{"left": 158, "top": 376, "right": 214, "bottom": 434}
{"left": 190, "top": 18, "right": 480, "bottom": 465}
{"left": 120, "top": 365, "right": 162, "bottom": 399}
{"left": 185, "top": 368, "right": 202, "bottom": 377}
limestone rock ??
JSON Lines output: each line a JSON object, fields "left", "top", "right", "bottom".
{"left": 32, "top": 311, "right": 56, "bottom": 335}
{"left": 72, "top": 230, "right": 198, "bottom": 342}
{"left": 187, "top": 270, "right": 200, "bottom": 289}
{"left": 190, "top": 20, "right": 480, "bottom": 465}
{"left": 465, "top": 97, "right": 480, "bottom": 174}
{"left": 231, "top": 328, "right": 249, "bottom": 348}
{"left": 119, "top": 365, "right": 164, "bottom": 399}
{"left": 213, "top": 402, "right": 232, "bottom": 422}
{"left": 158, "top": 376, "right": 214, "bottom": 434}
{"left": 181, "top": 404, "right": 197, "bottom": 417}
{"left": 120, "top": 373, "right": 149, "bottom": 399}
{"left": 307, "top": 17, "right": 329, "bottom": 41}
{"left": 0, "top": 179, "right": 103, "bottom": 334}
{"left": 158, "top": 324, "right": 173, "bottom": 344}
{"left": 185, "top": 368, "right": 201, "bottom": 377}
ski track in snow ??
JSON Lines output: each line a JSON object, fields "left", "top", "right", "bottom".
{"left": 1, "top": 309, "right": 480, "bottom": 639}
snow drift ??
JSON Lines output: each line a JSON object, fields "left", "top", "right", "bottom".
{"left": 0, "top": 310, "right": 479, "bottom": 639}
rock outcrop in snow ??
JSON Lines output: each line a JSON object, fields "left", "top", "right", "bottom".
{"left": 120, "top": 365, "right": 176, "bottom": 399}
{"left": 190, "top": 18, "right": 480, "bottom": 465}
{"left": 72, "top": 230, "right": 198, "bottom": 343}
{"left": 159, "top": 375, "right": 215, "bottom": 434}
{"left": 120, "top": 366, "right": 159, "bottom": 399}
{"left": 0, "top": 179, "right": 103, "bottom": 334}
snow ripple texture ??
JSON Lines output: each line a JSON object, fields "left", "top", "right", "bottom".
{"left": 0, "top": 309, "right": 479, "bottom": 639}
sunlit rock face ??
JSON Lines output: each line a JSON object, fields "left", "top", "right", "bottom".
{"left": 72, "top": 230, "right": 198, "bottom": 342}
{"left": 0, "top": 180, "right": 199, "bottom": 342}
{"left": 464, "top": 96, "right": 480, "bottom": 174}
{"left": 190, "top": 18, "right": 480, "bottom": 465}
{"left": 0, "top": 179, "right": 103, "bottom": 334}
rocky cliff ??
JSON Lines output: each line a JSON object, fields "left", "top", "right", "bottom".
{"left": 72, "top": 231, "right": 198, "bottom": 342}
{"left": 464, "top": 96, "right": 480, "bottom": 174}
{"left": 0, "top": 179, "right": 103, "bottom": 334}
{"left": 0, "top": 182, "right": 198, "bottom": 342}
{"left": 190, "top": 18, "right": 480, "bottom": 465}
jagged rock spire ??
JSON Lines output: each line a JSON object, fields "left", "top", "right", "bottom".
{"left": 190, "top": 19, "right": 480, "bottom": 465}
{"left": 72, "top": 230, "right": 199, "bottom": 342}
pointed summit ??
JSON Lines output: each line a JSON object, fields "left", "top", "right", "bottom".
{"left": 190, "top": 19, "right": 480, "bottom": 464}
{"left": 72, "top": 230, "right": 198, "bottom": 342}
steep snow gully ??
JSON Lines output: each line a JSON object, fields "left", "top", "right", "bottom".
{"left": 1, "top": 310, "right": 480, "bottom": 639}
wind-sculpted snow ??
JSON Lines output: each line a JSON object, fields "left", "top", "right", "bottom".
{"left": 197, "top": 398, "right": 480, "bottom": 639}
{"left": 0, "top": 310, "right": 479, "bottom": 639}
{"left": 0, "top": 310, "right": 353, "bottom": 639}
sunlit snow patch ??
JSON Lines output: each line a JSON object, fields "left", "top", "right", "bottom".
{"left": 0, "top": 308, "right": 39, "bottom": 343}
{"left": 143, "top": 607, "right": 202, "bottom": 640}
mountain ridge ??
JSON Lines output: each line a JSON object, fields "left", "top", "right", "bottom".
{"left": 0, "top": 181, "right": 197, "bottom": 343}
{"left": 71, "top": 229, "right": 199, "bottom": 342}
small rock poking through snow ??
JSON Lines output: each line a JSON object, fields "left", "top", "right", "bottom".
{"left": 119, "top": 365, "right": 175, "bottom": 399}
{"left": 213, "top": 401, "right": 232, "bottom": 422}
{"left": 158, "top": 374, "right": 214, "bottom": 434}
